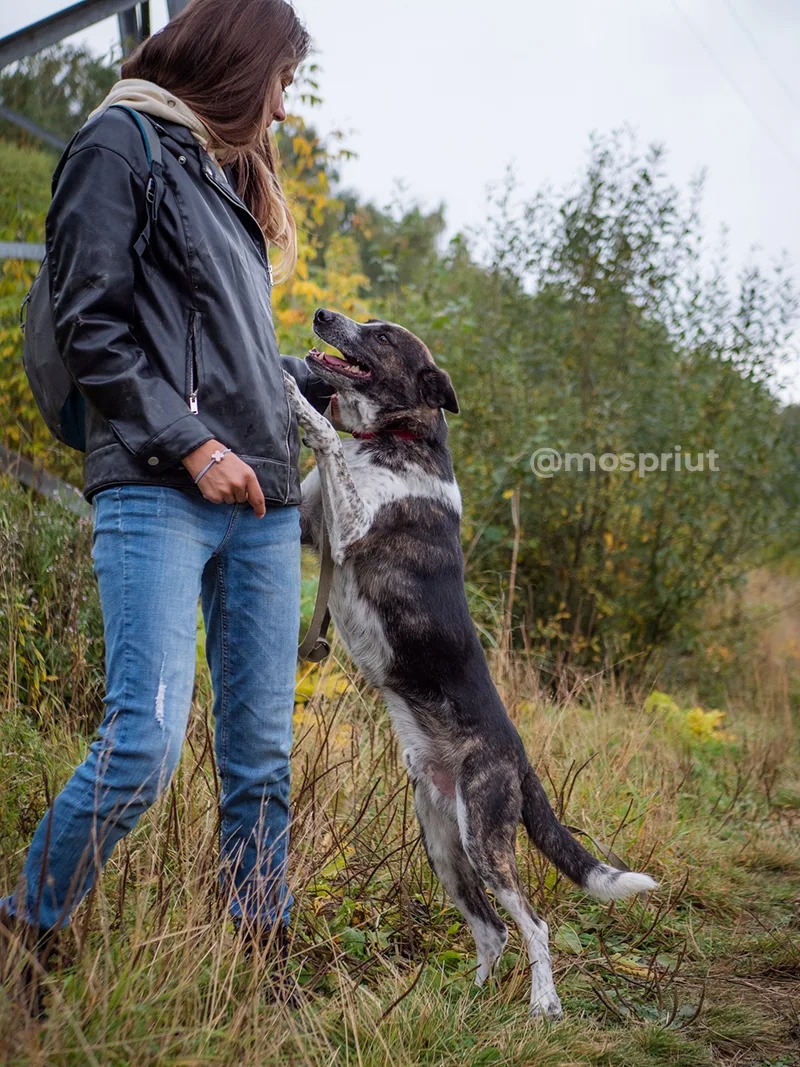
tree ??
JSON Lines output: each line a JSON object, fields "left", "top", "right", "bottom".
{"left": 375, "top": 133, "right": 799, "bottom": 677}
{"left": 2, "top": 44, "right": 796, "bottom": 681}
{"left": 0, "top": 45, "right": 118, "bottom": 148}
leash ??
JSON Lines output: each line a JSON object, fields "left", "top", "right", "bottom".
{"left": 295, "top": 408, "right": 422, "bottom": 663}
{"left": 298, "top": 520, "right": 333, "bottom": 662}
{"left": 297, "top": 398, "right": 335, "bottom": 663}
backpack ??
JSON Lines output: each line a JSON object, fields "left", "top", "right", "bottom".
{"left": 20, "top": 105, "right": 164, "bottom": 452}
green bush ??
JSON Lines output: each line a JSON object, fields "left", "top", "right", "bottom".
{"left": 0, "top": 139, "right": 84, "bottom": 483}
{"left": 2, "top": 61, "right": 798, "bottom": 682}
{"left": 369, "top": 134, "right": 800, "bottom": 677}
{"left": 0, "top": 476, "right": 104, "bottom": 732}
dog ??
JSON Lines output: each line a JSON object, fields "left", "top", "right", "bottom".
{"left": 283, "top": 309, "right": 656, "bottom": 1018}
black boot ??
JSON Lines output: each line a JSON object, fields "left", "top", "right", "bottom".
{"left": 234, "top": 920, "right": 297, "bottom": 1005}
{"left": 0, "top": 910, "right": 59, "bottom": 1020}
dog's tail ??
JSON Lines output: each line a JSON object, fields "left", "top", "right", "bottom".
{"left": 520, "top": 767, "right": 657, "bottom": 901}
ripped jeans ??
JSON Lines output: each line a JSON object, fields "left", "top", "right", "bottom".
{"left": 2, "top": 486, "right": 300, "bottom": 931}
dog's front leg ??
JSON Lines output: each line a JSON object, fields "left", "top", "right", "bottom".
{"left": 284, "top": 373, "right": 369, "bottom": 563}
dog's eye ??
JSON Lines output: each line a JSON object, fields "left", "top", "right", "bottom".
{"left": 377, "top": 333, "right": 390, "bottom": 345}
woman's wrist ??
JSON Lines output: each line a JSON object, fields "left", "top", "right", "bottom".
{"left": 181, "top": 439, "right": 228, "bottom": 480}
{"left": 193, "top": 448, "right": 232, "bottom": 485}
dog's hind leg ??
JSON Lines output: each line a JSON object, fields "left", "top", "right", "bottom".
{"left": 412, "top": 777, "right": 508, "bottom": 985}
{"left": 455, "top": 768, "right": 563, "bottom": 1020}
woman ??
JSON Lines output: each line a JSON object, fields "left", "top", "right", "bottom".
{"left": 1, "top": 0, "right": 330, "bottom": 980}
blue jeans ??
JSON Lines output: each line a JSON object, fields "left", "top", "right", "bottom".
{"left": 2, "top": 486, "right": 300, "bottom": 931}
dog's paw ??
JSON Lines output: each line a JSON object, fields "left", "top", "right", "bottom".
{"left": 282, "top": 370, "right": 309, "bottom": 415}
{"left": 301, "top": 416, "right": 340, "bottom": 453}
{"left": 283, "top": 372, "right": 339, "bottom": 451}
{"left": 529, "top": 990, "right": 564, "bottom": 1021}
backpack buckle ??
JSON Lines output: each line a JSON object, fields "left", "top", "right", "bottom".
{"left": 19, "top": 291, "right": 31, "bottom": 333}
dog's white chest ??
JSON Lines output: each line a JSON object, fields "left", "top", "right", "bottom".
{"left": 342, "top": 441, "right": 462, "bottom": 521}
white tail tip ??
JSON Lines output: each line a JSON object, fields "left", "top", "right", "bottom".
{"left": 584, "top": 866, "right": 657, "bottom": 903}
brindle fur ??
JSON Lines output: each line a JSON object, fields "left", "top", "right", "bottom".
{"left": 284, "top": 309, "right": 656, "bottom": 1018}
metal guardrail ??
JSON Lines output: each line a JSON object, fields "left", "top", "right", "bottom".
{"left": 0, "top": 0, "right": 140, "bottom": 69}
{"left": 0, "top": 443, "right": 89, "bottom": 517}
{"left": 0, "top": 1, "right": 191, "bottom": 226}
{"left": 0, "top": 242, "right": 45, "bottom": 260}
{"left": 0, "top": 104, "right": 67, "bottom": 150}
{"left": 0, "top": 0, "right": 191, "bottom": 71}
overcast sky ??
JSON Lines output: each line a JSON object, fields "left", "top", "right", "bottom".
{"left": 2, "top": 0, "right": 799, "bottom": 399}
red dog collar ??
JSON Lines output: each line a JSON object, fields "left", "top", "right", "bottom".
{"left": 351, "top": 429, "right": 421, "bottom": 441}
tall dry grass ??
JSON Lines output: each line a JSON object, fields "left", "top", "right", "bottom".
{"left": 1, "top": 612, "right": 798, "bottom": 1064}
{"left": 1, "top": 479, "right": 798, "bottom": 1063}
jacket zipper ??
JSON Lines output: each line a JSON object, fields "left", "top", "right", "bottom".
{"left": 189, "top": 312, "right": 200, "bottom": 414}
{"left": 200, "top": 163, "right": 272, "bottom": 276}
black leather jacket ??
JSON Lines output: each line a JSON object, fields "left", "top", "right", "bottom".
{"left": 46, "top": 106, "right": 332, "bottom": 503}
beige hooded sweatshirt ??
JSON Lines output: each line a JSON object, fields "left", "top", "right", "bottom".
{"left": 88, "top": 78, "right": 225, "bottom": 167}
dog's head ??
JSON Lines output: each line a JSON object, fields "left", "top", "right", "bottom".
{"left": 306, "top": 309, "right": 458, "bottom": 436}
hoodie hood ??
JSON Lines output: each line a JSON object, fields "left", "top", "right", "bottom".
{"left": 88, "top": 78, "right": 225, "bottom": 162}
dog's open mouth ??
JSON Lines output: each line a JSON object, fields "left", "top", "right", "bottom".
{"left": 308, "top": 346, "right": 372, "bottom": 380}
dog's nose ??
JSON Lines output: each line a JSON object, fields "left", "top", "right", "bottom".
{"left": 314, "top": 308, "right": 334, "bottom": 324}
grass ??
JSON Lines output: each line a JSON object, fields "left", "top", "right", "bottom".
{"left": 0, "top": 480, "right": 799, "bottom": 1065}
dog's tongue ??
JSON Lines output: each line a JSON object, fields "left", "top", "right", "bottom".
{"left": 309, "top": 346, "right": 349, "bottom": 368}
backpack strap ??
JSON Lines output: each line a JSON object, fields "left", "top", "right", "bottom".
{"left": 108, "top": 104, "right": 164, "bottom": 256}
{"left": 50, "top": 104, "right": 165, "bottom": 257}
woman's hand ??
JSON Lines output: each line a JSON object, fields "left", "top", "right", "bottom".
{"left": 182, "top": 439, "right": 266, "bottom": 517}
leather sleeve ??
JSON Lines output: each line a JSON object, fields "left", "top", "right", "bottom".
{"left": 46, "top": 136, "right": 215, "bottom": 472}
{"left": 280, "top": 355, "right": 336, "bottom": 414}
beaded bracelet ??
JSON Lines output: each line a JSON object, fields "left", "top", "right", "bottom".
{"left": 194, "top": 447, "right": 232, "bottom": 485}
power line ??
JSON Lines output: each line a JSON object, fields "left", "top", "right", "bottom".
{"left": 721, "top": 0, "right": 800, "bottom": 114}
{"left": 670, "top": 0, "right": 800, "bottom": 179}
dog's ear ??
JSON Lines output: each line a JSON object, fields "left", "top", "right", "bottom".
{"left": 419, "top": 366, "right": 459, "bottom": 414}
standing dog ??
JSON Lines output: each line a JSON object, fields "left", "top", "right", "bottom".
{"left": 284, "top": 309, "right": 656, "bottom": 1018}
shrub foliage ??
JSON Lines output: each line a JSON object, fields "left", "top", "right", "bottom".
{"left": 1, "top": 53, "right": 799, "bottom": 679}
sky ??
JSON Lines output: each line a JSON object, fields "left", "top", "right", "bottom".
{"left": 2, "top": 0, "right": 799, "bottom": 399}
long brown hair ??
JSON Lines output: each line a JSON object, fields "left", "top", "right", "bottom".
{"left": 122, "top": 0, "right": 310, "bottom": 280}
